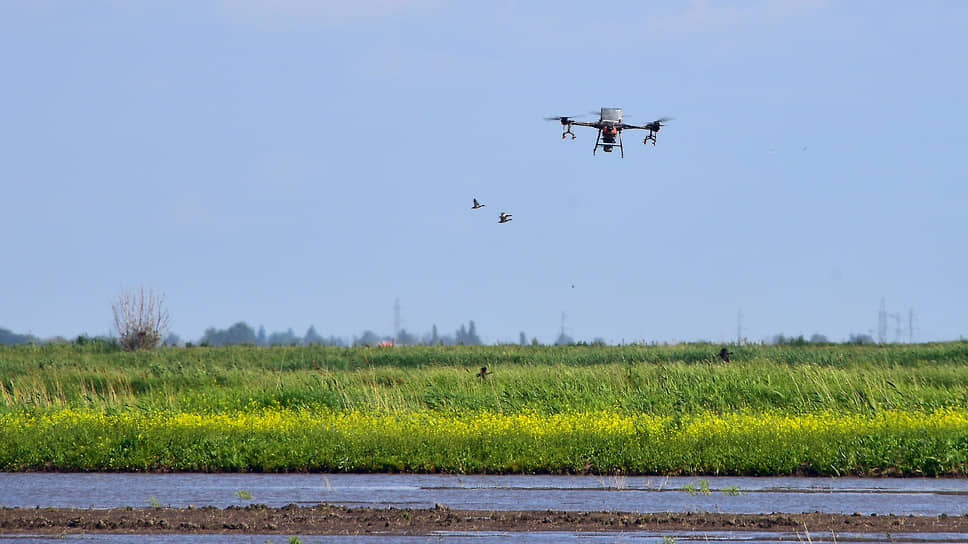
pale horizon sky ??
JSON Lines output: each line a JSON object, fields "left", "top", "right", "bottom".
{"left": 2, "top": 1, "right": 966, "bottom": 344}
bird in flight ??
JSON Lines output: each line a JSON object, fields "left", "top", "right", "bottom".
{"left": 472, "top": 198, "right": 485, "bottom": 209}
{"left": 498, "top": 212, "right": 512, "bottom": 223}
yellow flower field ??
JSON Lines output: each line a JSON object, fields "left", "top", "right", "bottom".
{"left": 2, "top": 407, "right": 967, "bottom": 475}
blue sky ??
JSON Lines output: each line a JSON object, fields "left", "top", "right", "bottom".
{"left": 2, "top": 1, "right": 966, "bottom": 344}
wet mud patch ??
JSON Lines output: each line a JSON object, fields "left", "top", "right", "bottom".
{"left": 2, "top": 505, "right": 968, "bottom": 535}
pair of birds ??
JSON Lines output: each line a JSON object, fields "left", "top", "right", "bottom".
{"left": 472, "top": 198, "right": 512, "bottom": 223}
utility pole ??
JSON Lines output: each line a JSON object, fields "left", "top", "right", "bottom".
{"left": 908, "top": 308, "right": 917, "bottom": 343}
{"left": 889, "top": 313, "right": 902, "bottom": 343}
{"left": 877, "top": 298, "right": 887, "bottom": 344}
{"left": 736, "top": 309, "right": 744, "bottom": 345}
{"left": 393, "top": 298, "right": 401, "bottom": 341}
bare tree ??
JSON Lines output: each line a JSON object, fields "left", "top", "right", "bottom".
{"left": 112, "top": 287, "right": 170, "bottom": 351}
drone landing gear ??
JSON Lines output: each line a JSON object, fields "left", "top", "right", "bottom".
{"left": 643, "top": 131, "right": 658, "bottom": 146}
{"left": 593, "top": 129, "right": 624, "bottom": 158}
{"left": 562, "top": 126, "right": 575, "bottom": 139}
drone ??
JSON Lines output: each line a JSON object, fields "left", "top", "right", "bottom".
{"left": 545, "top": 108, "right": 672, "bottom": 158}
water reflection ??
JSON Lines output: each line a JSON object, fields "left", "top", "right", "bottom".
{"left": 1, "top": 474, "right": 966, "bottom": 516}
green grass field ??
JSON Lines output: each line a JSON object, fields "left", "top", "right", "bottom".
{"left": 2, "top": 342, "right": 967, "bottom": 474}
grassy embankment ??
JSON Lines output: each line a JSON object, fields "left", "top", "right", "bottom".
{"left": 2, "top": 342, "right": 967, "bottom": 475}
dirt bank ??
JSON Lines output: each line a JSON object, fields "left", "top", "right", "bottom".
{"left": 2, "top": 505, "right": 968, "bottom": 536}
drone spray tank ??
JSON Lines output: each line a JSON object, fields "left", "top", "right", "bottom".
{"left": 598, "top": 107, "right": 622, "bottom": 152}
{"left": 600, "top": 107, "right": 622, "bottom": 123}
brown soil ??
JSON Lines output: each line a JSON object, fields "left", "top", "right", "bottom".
{"left": 2, "top": 505, "right": 968, "bottom": 536}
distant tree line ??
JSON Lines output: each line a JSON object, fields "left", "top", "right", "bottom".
{"left": 0, "top": 324, "right": 886, "bottom": 348}
{"left": 769, "top": 333, "right": 875, "bottom": 345}
{"left": 0, "top": 327, "right": 39, "bottom": 345}
{"left": 0, "top": 321, "right": 503, "bottom": 347}
{"left": 193, "top": 323, "right": 345, "bottom": 347}
{"left": 193, "top": 320, "right": 489, "bottom": 347}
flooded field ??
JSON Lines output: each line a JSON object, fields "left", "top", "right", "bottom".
{"left": 2, "top": 474, "right": 968, "bottom": 543}
{"left": 2, "top": 473, "right": 967, "bottom": 515}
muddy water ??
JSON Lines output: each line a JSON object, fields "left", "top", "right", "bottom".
{"left": 3, "top": 532, "right": 968, "bottom": 544}
{"left": 1, "top": 473, "right": 967, "bottom": 515}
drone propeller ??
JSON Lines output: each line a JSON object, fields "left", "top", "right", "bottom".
{"left": 544, "top": 115, "right": 579, "bottom": 125}
{"left": 645, "top": 117, "right": 674, "bottom": 130}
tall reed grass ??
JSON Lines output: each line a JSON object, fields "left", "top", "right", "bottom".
{"left": 3, "top": 345, "right": 968, "bottom": 414}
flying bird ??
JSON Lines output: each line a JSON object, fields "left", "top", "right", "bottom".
{"left": 498, "top": 212, "right": 512, "bottom": 223}
{"left": 472, "top": 198, "right": 485, "bottom": 209}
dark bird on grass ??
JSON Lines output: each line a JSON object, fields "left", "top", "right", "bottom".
{"left": 498, "top": 212, "right": 512, "bottom": 223}
{"left": 477, "top": 367, "right": 490, "bottom": 379}
{"left": 718, "top": 348, "right": 733, "bottom": 362}
{"left": 472, "top": 198, "right": 485, "bottom": 209}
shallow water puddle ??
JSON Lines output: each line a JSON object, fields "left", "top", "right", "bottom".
{"left": 1, "top": 474, "right": 967, "bottom": 516}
